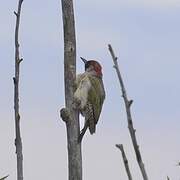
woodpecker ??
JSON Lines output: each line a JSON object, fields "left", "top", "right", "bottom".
{"left": 74, "top": 57, "right": 105, "bottom": 142}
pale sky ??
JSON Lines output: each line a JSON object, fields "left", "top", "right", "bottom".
{"left": 0, "top": 0, "right": 180, "bottom": 180}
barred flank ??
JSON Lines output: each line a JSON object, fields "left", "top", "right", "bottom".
{"left": 85, "top": 103, "right": 96, "bottom": 134}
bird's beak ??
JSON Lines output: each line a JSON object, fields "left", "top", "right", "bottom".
{"left": 80, "top": 57, "right": 88, "bottom": 64}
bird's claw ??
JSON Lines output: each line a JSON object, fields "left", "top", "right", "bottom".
{"left": 72, "top": 97, "right": 81, "bottom": 109}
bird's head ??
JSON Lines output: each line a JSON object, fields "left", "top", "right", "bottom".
{"left": 80, "top": 57, "right": 102, "bottom": 77}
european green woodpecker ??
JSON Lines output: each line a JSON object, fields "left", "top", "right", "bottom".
{"left": 74, "top": 57, "right": 105, "bottom": 142}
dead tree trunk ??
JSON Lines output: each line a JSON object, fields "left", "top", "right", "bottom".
{"left": 60, "top": 0, "right": 82, "bottom": 180}
{"left": 108, "top": 44, "right": 148, "bottom": 180}
{"left": 116, "top": 144, "right": 133, "bottom": 180}
{"left": 13, "top": 0, "right": 24, "bottom": 180}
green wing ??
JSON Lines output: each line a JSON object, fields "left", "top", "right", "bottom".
{"left": 88, "top": 76, "right": 105, "bottom": 124}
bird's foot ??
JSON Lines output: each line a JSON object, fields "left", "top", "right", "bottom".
{"left": 72, "top": 97, "right": 81, "bottom": 109}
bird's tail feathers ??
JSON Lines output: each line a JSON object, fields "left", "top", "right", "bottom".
{"left": 85, "top": 103, "right": 96, "bottom": 134}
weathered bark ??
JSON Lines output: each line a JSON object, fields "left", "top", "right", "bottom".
{"left": 108, "top": 44, "right": 148, "bottom": 180}
{"left": 167, "top": 176, "right": 170, "bottom": 180}
{"left": 13, "top": 1, "right": 24, "bottom": 180}
{"left": 60, "top": 0, "right": 82, "bottom": 180}
{"left": 116, "top": 144, "right": 133, "bottom": 180}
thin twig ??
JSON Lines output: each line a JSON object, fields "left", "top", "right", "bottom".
{"left": 0, "top": 175, "right": 9, "bottom": 180}
{"left": 116, "top": 144, "right": 133, "bottom": 180}
{"left": 108, "top": 44, "right": 148, "bottom": 180}
{"left": 14, "top": 0, "right": 24, "bottom": 180}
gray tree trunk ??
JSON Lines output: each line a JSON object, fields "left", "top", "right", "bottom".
{"left": 60, "top": 0, "right": 82, "bottom": 180}
{"left": 13, "top": 0, "right": 24, "bottom": 180}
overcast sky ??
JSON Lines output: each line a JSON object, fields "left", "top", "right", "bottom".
{"left": 0, "top": 0, "right": 180, "bottom": 180}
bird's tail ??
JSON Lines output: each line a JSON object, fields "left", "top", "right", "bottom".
{"left": 86, "top": 103, "right": 96, "bottom": 134}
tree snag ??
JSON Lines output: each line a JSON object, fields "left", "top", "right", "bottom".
{"left": 60, "top": 0, "right": 82, "bottom": 180}
{"left": 14, "top": 1, "right": 24, "bottom": 180}
{"left": 108, "top": 44, "right": 148, "bottom": 180}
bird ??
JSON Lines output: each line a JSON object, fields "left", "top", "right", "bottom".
{"left": 74, "top": 57, "right": 105, "bottom": 142}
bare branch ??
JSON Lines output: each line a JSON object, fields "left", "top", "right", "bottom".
{"left": 0, "top": 175, "right": 9, "bottom": 180}
{"left": 14, "top": 0, "right": 24, "bottom": 180}
{"left": 108, "top": 44, "right": 148, "bottom": 180}
{"left": 60, "top": 0, "right": 82, "bottom": 180}
{"left": 116, "top": 144, "right": 133, "bottom": 180}
{"left": 18, "top": 58, "right": 23, "bottom": 64}
{"left": 14, "top": 11, "right": 18, "bottom": 16}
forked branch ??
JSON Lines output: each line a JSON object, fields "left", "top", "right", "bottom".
{"left": 108, "top": 44, "right": 148, "bottom": 180}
